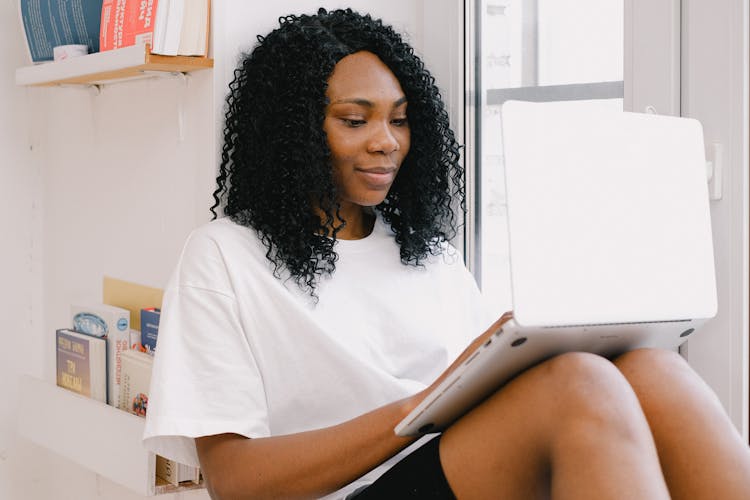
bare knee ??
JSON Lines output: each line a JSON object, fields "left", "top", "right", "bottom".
{"left": 615, "top": 347, "right": 690, "bottom": 377}
{"left": 614, "top": 347, "right": 723, "bottom": 413}
{"left": 439, "top": 351, "right": 658, "bottom": 497}
{"left": 544, "top": 352, "right": 641, "bottom": 412}
{"left": 541, "top": 352, "right": 649, "bottom": 444}
{"left": 454, "top": 352, "right": 652, "bottom": 447}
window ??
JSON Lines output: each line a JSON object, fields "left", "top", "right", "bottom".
{"left": 473, "top": 0, "right": 624, "bottom": 311}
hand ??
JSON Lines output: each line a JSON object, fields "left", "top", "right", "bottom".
{"left": 410, "top": 312, "right": 515, "bottom": 408}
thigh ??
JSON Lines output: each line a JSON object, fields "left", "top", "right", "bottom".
{"left": 439, "top": 351, "right": 661, "bottom": 500}
{"left": 613, "top": 348, "right": 750, "bottom": 500}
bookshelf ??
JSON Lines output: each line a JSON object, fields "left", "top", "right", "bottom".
{"left": 15, "top": 43, "right": 213, "bottom": 87}
{"left": 18, "top": 375, "right": 206, "bottom": 496}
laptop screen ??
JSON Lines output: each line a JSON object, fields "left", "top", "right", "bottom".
{"left": 500, "top": 100, "right": 717, "bottom": 327}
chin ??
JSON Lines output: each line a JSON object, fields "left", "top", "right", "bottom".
{"left": 361, "top": 194, "right": 390, "bottom": 207}
{"left": 345, "top": 190, "right": 390, "bottom": 208}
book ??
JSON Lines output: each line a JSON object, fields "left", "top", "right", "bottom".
{"left": 71, "top": 303, "right": 130, "bottom": 406}
{"left": 18, "top": 0, "right": 103, "bottom": 63}
{"left": 118, "top": 349, "right": 153, "bottom": 415}
{"left": 56, "top": 329, "right": 107, "bottom": 403}
{"left": 72, "top": 302, "right": 130, "bottom": 337}
{"left": 99, "top": 0, "right": 158, "bottom": 53}
{"left": 156, "top": 453, "right": 201, "bottom": 487}
{"left": 140, "top": 307, "right": 161, "bottom": 354}
{"left": 118, "top": 349, "right": 199, "bottom": 486}
{"left": 99, "top": 0, "right": 209, "bottom": 56}
{"left": 154, "top": 0, "right": 210, "bottom": 56}
{"left": 129, "top": 328, "right": 142, "bottom": 350}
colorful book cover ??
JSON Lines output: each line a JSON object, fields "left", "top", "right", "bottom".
{"left": 56, "top": 329, "right": 107, "bottom": 403}
{"left": 18, "top": 0, "right": 103, "bottom": 62}
{"left": 71, "top": 303, "right": 130, "bottom": 406}
{"left": 118, "top": 349, "right": 153, "bottom": 415}
{"left": 100, "top": 0, "right": 160, "bottom": 52}
{"left": 140, "top": 307, "right": 160, "bottom": 354}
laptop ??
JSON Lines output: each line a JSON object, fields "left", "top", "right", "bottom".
{"left": 395, "top": 100, "right": 718, "bottom": 436}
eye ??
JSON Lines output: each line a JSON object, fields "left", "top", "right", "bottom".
{"left": 341, "top": 118, "right": 366, "bottom": 127}
{"left": 391, "top": 117, "right": 409, "bottom": 127}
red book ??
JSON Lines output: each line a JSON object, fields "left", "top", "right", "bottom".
{"left": 100, "top": 0, "right": 159, "bottom": 52}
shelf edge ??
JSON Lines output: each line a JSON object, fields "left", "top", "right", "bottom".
{"left": 15, "top": 43, "right": 213, "bottom": 87}
{"left": 17, "top": 374, "right": 155, "bottom": 496}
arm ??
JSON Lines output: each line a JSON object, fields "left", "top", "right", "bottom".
{"left": 196, "top": 313, "right": 512, "bottom": 499}
{"left": 196, "top": 394, "right": 421, "bottom": 499}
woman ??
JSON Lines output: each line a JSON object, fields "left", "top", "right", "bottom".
{"left": 143, "top": 8, "right": 750, "bottom": 499}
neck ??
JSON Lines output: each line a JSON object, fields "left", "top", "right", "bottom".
{"left": 315, "top": 205, "right": 375, "bottom": 240}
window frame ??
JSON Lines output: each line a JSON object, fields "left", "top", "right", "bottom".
{"left": 455, "top": 0, "right": 749, "bottom": 438}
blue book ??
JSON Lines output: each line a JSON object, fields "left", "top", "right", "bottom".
{"left": 140, "top": 308, "right": 160, "bottom": 355}
{"left": 19, "top": 0, "right": 103, "bottom": 63}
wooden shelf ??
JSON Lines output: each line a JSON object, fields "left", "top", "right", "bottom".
{"left": 17, "top": 375, "right": 206, "bottom": 496}
{"left": 15, "top": 43, "right": 213, "bottom": 87}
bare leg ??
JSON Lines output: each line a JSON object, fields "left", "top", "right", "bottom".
{"left": 439, "top": 352, "right": 670, "bottom": 500}
{"left": 614, "top": 348, "right": 750, "bottom": 500}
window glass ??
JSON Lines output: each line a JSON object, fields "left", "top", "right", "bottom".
{"left": 477, "top": 0, "right": 624, "bottom": 311}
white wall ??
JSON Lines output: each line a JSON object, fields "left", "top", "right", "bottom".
{"left": 0, "top": 0, "right": 42, "bottom": 498}
{"left": 1, "top": 1, "right": 435, "bottom": 499}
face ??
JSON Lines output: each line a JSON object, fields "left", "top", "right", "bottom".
{"left": 323, "top": 51, "right": 411, "bottom": 216}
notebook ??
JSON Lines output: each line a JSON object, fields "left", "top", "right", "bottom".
{"left": 395, "top": 100, "right": 718, "bottom": 436}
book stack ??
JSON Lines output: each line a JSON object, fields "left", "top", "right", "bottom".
{"left": 157, "top": 452, "right": 201, "bottom": 487}
{"left": 52, "top": 278, "right": 202, "bottom": 491}
{"left": 99, "top": 0, "right": 210, "bottom": 56}
{"left": 71, "top": 303, "right": 131, "bottom": 406}
{"left": 56, "top": 302, "right": 133, "bottom": 406}
{"left": 18, "top": 0, "right": 210, "bottom": 64}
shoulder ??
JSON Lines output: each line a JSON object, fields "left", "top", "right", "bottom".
{"left": 186, "top": 216, "right": 254, "bottom": 244}
{"left": 171, "top": 217, "right": 268, "bottom": 294}
{"left": 181, "top": 217, "right": 265, "bottom": 260}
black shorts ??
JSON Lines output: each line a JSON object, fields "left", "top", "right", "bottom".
{"left": 347, "top": 434, "right": 456, "bottom": 499}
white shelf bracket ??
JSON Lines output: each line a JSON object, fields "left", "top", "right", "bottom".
{"left": 55, "top": 83, "right": 101, "bottom": 96}
{"left": 139, "top": 70, "right": 190, "bottom": 142}
{"left": 90, "top": 83, "right": 102, "bottom": 96}
{"left": 175, "top": 72, "right": 188, "bottom": 143}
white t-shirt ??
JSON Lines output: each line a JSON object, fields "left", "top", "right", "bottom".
{"left": 143, "top": 215, "right": 490, "bottom": 498}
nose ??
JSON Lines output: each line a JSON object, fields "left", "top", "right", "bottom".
{"left": 367, "top": 122, "right": 399, "bottom": 155}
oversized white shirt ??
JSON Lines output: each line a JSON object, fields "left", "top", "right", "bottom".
{"left": 143, "top": 215, "right": 490, "bottom": 498}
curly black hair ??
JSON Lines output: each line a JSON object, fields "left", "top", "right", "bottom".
{"left": 211, "top": 8, "right": 464, "bottom": 294}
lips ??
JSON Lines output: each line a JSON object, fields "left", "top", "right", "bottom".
{"left": 355, "top": 166, "right": 397, "bottom": 188}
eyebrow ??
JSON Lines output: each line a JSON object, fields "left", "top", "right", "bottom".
{"left": 331, "top": 96, "right": 408, "bottom": 108}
